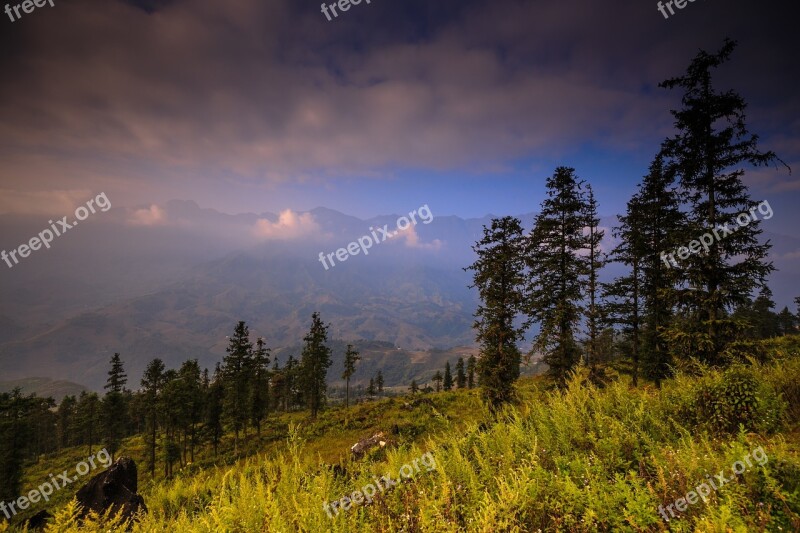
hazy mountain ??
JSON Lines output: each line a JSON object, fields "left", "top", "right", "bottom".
{"left": 0, "top": 377, "right": 88, "bottom": 402}
{"left": 1, "top": 201, "right": 798, "bottom": 391}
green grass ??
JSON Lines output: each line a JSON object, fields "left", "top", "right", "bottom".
{"left": 6, "top": 338, "right": 800, "bottom": 532}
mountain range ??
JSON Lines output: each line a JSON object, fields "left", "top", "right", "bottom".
{"left": 1, "top": 200, "right": 798, "bottom": 391}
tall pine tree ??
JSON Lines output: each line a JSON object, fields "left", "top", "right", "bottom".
{"left": 465, "top": 216, "right": 526, "bottom": 410}
{"left": 659, "top": 39, "right": 785, "bottom": 365}
{"left": 141, "top": 358, "right": 165, "bottom": 478}
{"left": 222, "top": 321, "right": 253, "bottom": 454}
{"left": 299, "top": 312, "right": 333, "bottom": 418}
{"left": 102, "top": 353, "right": 128, "bottom": 460}
{"left": 342, "top": 344, "right": 360, "bottom": 409}
{"left": 526, "top": 167, "right": 589, "bottom": 386}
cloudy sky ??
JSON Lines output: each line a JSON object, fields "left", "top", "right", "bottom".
{"left": 0, "top": 0, "right": 797, "bottom": 226}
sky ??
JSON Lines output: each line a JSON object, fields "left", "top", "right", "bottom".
{"left": 0, "top": 0, "right": 798, "bottom": 226}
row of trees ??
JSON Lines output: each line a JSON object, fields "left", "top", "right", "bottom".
{"left": 413, "top": 356, "right": 477, "bottom": 393}
{"left": 467, "top": 39, "right": 792, "bottom": 410}
{"left": 8, "top": 311, "right": 480, "bottom": 495}
{"left": 0, "top": 312, "right": 337, "bottom": 497}
{"left": 137, "top": 313, "right": 334, "bottom": 477}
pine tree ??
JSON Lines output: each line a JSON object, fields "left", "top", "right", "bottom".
{"left": 777, "top": 307, "right": 796, "bottom": 336}
{"left": 204, "top": 363, "right": 224, "bottom": 457}
{"left": 177, "top": 359, "right": 203, "bottom": 462}
{"left": 603, "top": 191, "right": 645, "bottom": 385}
{"left": 106, "top": 352, "right": 127, "bottom": 393}
{"left": 283, "top": 355, "right": 300, "bottom": 410}
{"left": 466, "top": 355, "right": 476, "bottom": 388}
{"left": 221, "top": 321, "right": 253, "bottom": 454}
{"left": 659, "top": 38, "right": 785, "bottom": 365}
{"left": 56, "top": 395, "right": 77, "bottom": 450}
{"left": 367, "top": 378, "right": 376, "bottom": 397}
{"left": 159, "top": 369, "right": 181, "bottom": 476}
{"left": 526, "top": 167, "right": 589, "bottom": 387}
{"left": 604, "top": 156, "right": 685, "bottom": 386}
{"left": 638, "top": 157, "right": 685, "bottom": 384}
{"left": 140, "top": 358, "right": 165, "bottom": 478}
{"left": 465, "top": 216, "right": 526, "bottom": 410}
{"left": 795, "top": 297, "right": 800, "bottom": 325}
{"left": 76, "top": 391, "right": 100, "bottom": 455}
{"left": 249, "top": 337, "right": 270, "bottom": 436}
{"left": 342, "top": 344, "right": 360, "bottom": 409}
{"left": 102, "top": 352, "right": 129, "bottom": 460}
{"left": 409, "top": 380, "right": 419, "bottom": 394}
{"left": 455, "top": 357, "right": 466, "bottom": 388}
{"left": 583, "top": 184, "right": 606, "bottom": 374}
{"left": 752, "top": 287, "right": 779, "bottom": 339}
{"left": 375, "top": 371, "right": 384, "bottom": 395}
{"left": 432, "top": 371, "right": 443, "bottom": 393}
{"left": 299, "top": 312, "right": 333, "bottom": 418}
{"left": 0, "top": 390, "right": 38, "bottom": 502}
{"left": 443, "top": 362, "right": 453, "bottom": 391}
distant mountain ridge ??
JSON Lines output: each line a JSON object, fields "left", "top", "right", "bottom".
{"left": 0, "top": 201, "right": 797, "bottom": 391}
{"left": 0, "top": 377, "right": 88, "bottom": 402}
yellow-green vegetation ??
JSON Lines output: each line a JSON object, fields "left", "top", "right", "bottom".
{"left": 8, "top": 338, "right": 800, "bottom": 532}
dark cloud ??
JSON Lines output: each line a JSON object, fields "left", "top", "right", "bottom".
{"left": 0, "top": 0, "right": 797, "bottom": 210}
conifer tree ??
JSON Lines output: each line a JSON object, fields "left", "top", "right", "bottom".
{"left": 466, "top": 355, "right": 476, "bottom": 388}
{"left": 465, "top": 216, "right": 526, "bottom": 410}
{"left": 526, "top": 167, "right": 589, "bottom": 386}
{"left": 249, "top": 337, "right": 270, "bottom": 436}
{"left": 56, "top": 395, "right": 77, "bottom": 450}
{"left": 455, "top": 357, "right": 466, "bottom": 389}
{"left": 204, "top": 363, "right": 224, "bottom": 457}
{"left": 76, "top": 391, "right": 100, "bottom": 455}
{"left": 375, "top": 371, "right": 384, "bottom": 395}
{"left": 409, "top": 380, "right": 419, "bottom": 393}
{"left": 778, "top": 307, "right": 797, "bottom": 336}
{"left": 659, "top": 39, "right": 785, "bottom": 364}
{"left": 432, "top": 370, "right": 443, "bottom": 393}
{"left": 443, "top": 362, "right": 453, "bottom": 391}
{"left": 299, "top": 312, "right": 333, "bottom": 418}
{"left": 752, "top": 287, "right": 779, "bottom": 339}
{"left": 583, "top": 184, "right": 606, "bottom": 374}
{"left": 177, "top": 359, "right": 203, "bottom": 462}
{"left": 342, "top": 344, "right": 360, "bottom": 409}
{"left": 603, "top": 192, "right": 645, "bottom": 385}
{"left": 221, "top": 321, "right": 253, "bottom": 454}
{"left": 604, "top": 156, "right": 684, "bottom": 385}
{"left": 102, "top": 352, "right": 128, "bottom": 460}
{"left": 141, "top": 358, "right": 165, "bottom": 478}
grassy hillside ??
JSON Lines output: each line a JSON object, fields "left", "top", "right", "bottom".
{"left": 5, "top": 338, "right": 800, "bottom": 532}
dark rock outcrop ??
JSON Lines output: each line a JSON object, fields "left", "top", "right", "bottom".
{"left": 75, "top": 457, "right": 147, "bottom": 523}
{"left": 25, "top": 510, "right": 52, "bottom": 530}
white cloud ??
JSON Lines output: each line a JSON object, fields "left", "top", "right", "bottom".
{"left": 392, "top": 225, "right": 443, "bottom": 250}
{"left": 127, "top": 205, "right": 167, "bottom": 226}
{"left": 252, "top": 209, "right": 320, "bottom": 240}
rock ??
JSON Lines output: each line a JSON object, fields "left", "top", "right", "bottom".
{"left": 350, "top": 432, "right": 390, "bottom": 459}
{"left": 75, "top": 457, "right": 147, "bottom": 524}
{"left": 25, "top": 510, "right": 51, "bottom": 530}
